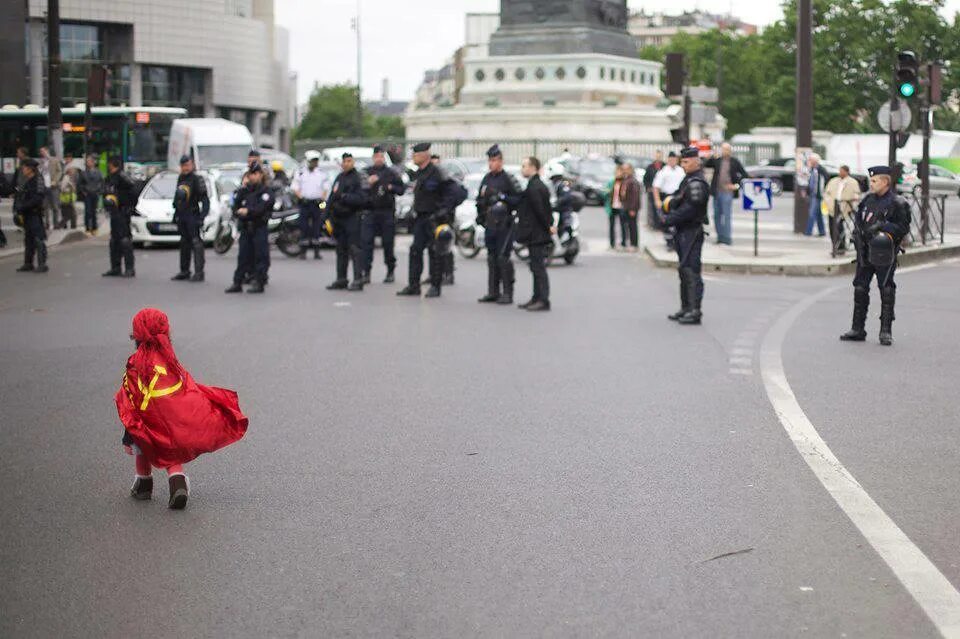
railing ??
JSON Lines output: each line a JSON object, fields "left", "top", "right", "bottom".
{"left": 906, "top": 192, "right": 947, "bottom": 245}
{"left": 292, "top": 138, "right": 780, "bottom": 167}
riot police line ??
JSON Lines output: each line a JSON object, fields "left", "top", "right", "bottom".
{"left": 4, "top": 143, "right": 912, "bottom": 338}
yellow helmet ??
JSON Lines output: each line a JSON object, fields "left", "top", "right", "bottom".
{"left": 271, "top": 160, "right": 284, "bottom": 173}
{"left": 104, "top": 194, "right": 120, "bottom": 209}
{"left": 661, "top": 195, "right": 673, "bottom": 213}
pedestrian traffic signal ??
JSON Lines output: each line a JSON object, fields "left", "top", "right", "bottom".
{"left": 896, "top": 51, "right": 919, "bottom": 99}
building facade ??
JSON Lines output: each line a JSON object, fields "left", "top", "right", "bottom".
{"left": 18, "top": 0, "right": 295, "bottom": 150}
{"left": 628, "top": 10, "right": 757, "bottom": 49}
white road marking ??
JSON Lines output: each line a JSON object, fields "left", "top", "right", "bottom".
{"left": 760, "top": 285, "right": 960, "bottom": 638}
{"left": 730, "top": 347, "right": 753, "bottom": 357}
{"left": 729, "top": 368, "right": 753, "bottom": 376}
{"left": 729, "top": 357, "right": 752, "bottom": 366}
{"left": 333, "top": 301, "right": 351, "bottom": 307}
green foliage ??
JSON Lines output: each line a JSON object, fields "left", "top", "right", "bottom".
{"left": 295, "top": 83, "right": 406, "bottom": 140}
{"left": 640, "top": 0, "right": 960, "bottom": 136}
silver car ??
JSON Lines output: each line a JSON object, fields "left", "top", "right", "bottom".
{"left": 898, "top": 164, "right": 960, "bottom": 199}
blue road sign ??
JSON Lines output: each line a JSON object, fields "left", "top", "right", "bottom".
{"left": 741, "top": 179, "right": 773, "bottom": 211}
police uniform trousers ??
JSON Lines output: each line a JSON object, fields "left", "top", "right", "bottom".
{"left": 332, "top": 214, "right": 363, "bottom": 282}
{"left": 22, "top": 214, "right": 48, "bottom": 268}
{"left": 109, "top": 210, "right": 135, "bottom": 272}
{"left": 853, "top": 260, "right": 897, "bottom": 291}
{"left": 527, "top": 242, "right": 550, "bottom": 304}
{"left": 362, "top": 207, "right": 396, "bottom": 273}
{"left": 484, "top": 220, "right": 515, "bottom": 296}
{"left": 675, "top": 226, "right": 704, "bottom": 305}
{"left": 177, "top": 215, "right": 205, "bottom": 275}
{"left": 234, "top": 222, "right": 269, "bottom": 285}
{"left": 298, "top": 199, "right": 323, "bottom": 251}
{"left": 409, "top": 214, "right": 441, "bottom": 289}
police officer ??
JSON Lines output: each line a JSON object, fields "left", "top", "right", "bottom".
{"left": 325, "top": 153, "right": 367, "bottom": 291}
{"left": 840, "top": 165, "right": 911, "bottom": 346}
{"left": 361, "top": 145, "right": 404, "bottom": 283}
{"left": 661, "top": 147, "right": 709, "bottom": 325}
{"left": 13, "top": 158, "right": 48, "bottom": 273}
{"left": 423, "top": 152, "right": 456, "bottom": 286}
{"left": 244, "top": 149, "right": 273, "bottom": 182}
{"left": 170, "top": 155, "right": 210, "bottom": 282}
{"left": 102, "top": 156, "right": 137, "bottom": 278}
{"left": 225, "top": 162, "right": 274, "bottom": 294}
{"left": 292, "top": 150, "right": 328, "bottom": 260}
{"left": 547, "top": 161, "right": 575, "bottom": 238}
{"left": 476, "top": 144, "right": 522, "bottom": 304}
{"left": 397, "top": 142, "right": 457, "bottom": 299}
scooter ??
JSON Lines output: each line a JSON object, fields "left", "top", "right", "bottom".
{"left": 514, "top": 211, "right": 581, "bottom": 266}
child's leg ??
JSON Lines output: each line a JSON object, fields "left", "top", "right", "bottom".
{"left": 166, "top": 463, "right": 184, "bottom": 476}
{"left": 166, "top": 464, "right": 188, "bottom": 510}
{"left": 135, "top": 454, "right": 152, "bottom": 478}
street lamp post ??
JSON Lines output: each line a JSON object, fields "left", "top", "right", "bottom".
{"left": 353, "top": 0, "right": 363, "bottom": 139}
{"left": 794, "top": 0, "right": 813, "bottom": 234}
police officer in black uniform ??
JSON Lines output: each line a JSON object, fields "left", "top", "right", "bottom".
{"left": 476, "top": 144, "right": 523, "bottom": 304}
{"left": 840, "top": 165, "right": 911, "bottom": 346}
{"left": 13, "top": 159, "right": 48, "bottom": 273}
{"left": 361, "top": 145, "right": 404, "bottom": 284}
{"left": 326, "top": 153, "right": 367, "bottom": 291}
{"left": 547, "top": 163, "right": 575, "bottom": 237}
{"left": 661, "top": 147, "right": 709, "bottom": 325}
{"left": 397, "top": 142, "right": 457, "bottom": 299}
{"left": 102, "top": 156, "right": 137, "bottom": 278}
{"left": 225, "top": 162, "right": 274, "bottom": 294}
{"left": 171, "top": 155, "right": 210, "bottom": 282}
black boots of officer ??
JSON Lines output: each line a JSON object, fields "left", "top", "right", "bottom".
{"left": 668, "top": 277, "right": 689, "bottom": 321}
{"left": 840, "top": 286, "right": 870, "bottom": 342}
{"left": 671, "top": 268, "right": 701, "bottom": 325}
{"left": 103, "top": 237, "right": 135, "bottom": 277}
{"left": 478, "top": 255, "right": 500, "bottom": 303}
{"left": 478, "top": 255, "right": 513, "bottom": 304}
{"left": 19, "top": 232, "right": 48, "bottom": 273}
{"left": 173, "top": 236, "right": 205, "bottom": 282}
{"left": 329, "top": 245, "right": 364, "bottom": 291}
{"left": 879, "top": 286, "right": 895, "bottom": 346}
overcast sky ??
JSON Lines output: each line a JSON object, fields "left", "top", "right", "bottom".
{"left": 275, "top": 0, "right": 960, "bottom": 105}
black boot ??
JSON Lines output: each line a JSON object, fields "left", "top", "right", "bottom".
{"left": 168, "top": 474, "right": 188, "bottom": 510}
{"left": 840, "top": 286, "right": 869, "bottom": 341}
{"left": 225, "top": 282, "right": 243, "bottom": 293}
{"left": 397, "top": 285, "right": 420, "bottom": 296}
{"left": 496, "top": 258, "right": 514, "bottom": 304}
{"left": 677, "top": 269, "right": 702, "bottom": 325}
{"left": 130, "top": 476, "right": 153, "bottom": 500}
{"left": 189, "top": 272, "right": 204, "bottom": 282}
{"left": 326, "top": 279, "right": 349, "bottom": 290}
{"left": 247, "top": 279, "right": 265, "bottom": 294}
{"left": 17, "top": 264, "right": 35, "bottom": 273}
{"left": 526, "top": 300, "right": 551, "bottom": 312}
{"left": 668, "top": 276, "right": 689, "bottom": 321}
{"left": 425, "top": 285, "right": 441, "bottom": 298}
{"left": 384, "top": 268, "right": 395, "bottom": 284}
{"left": 518, "top": 298, "right": 536, "bottom": 309}
{"left": 479, "top": 257, "right": 500, "bottom": 302}
{"left": 102, "top": 269, "right": 121, "bottom": 277}
{"left": 348, "top": 279, "right": 364, "bottom": 291}
{"left": 171, "top": 272, "right": 191, "bottom": 281}
{"left": 879, "top": 286, "right": 895, "bottom": 346}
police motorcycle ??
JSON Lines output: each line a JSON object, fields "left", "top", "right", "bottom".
{"left": 454, "top": 209, "right": 485, "bottom": 258}
{"left": 513, "top": 163, "right": 585, "bottom": 265}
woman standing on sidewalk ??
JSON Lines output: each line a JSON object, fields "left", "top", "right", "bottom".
{"left": 78, "top": 154, "right": 103, "bottom": 236}
{"left": 604, "top": 164, "right": 627, "bottom": 250}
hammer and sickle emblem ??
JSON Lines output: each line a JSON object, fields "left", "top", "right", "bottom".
{"left": 136, "top": 364, "right": 183, "bottom": 411}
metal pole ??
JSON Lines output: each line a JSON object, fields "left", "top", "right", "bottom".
{"left": 47, "top": 0, "right": 63, "bottom": 158}
{"left": 754, "top": 210, "right": 759, "bottom": 257}
{"left": 888, "top": 73, "right": 898, "bottom": 175}
{"left": 355, "top": 0, "right": 363, "bottom": 138}
{"left": 921, "top": 103, "right": 931, "bottom": 244}
{"left": 793, "top": 0, "right": 813, "bottom": 234}
{"left": 682, "top": 88, "right": 691, "bottom": 145}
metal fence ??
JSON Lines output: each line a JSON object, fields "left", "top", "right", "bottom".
{"left": 293, "top": 138, "right": 780, "bottom": 167}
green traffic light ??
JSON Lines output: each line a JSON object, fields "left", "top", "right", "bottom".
{"left": 899, "top": 82, "right": 916, "bottom": 98}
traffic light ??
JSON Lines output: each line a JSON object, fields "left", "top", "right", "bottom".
{"left": 896, "top": 51, "right": 919, "bottom": 99}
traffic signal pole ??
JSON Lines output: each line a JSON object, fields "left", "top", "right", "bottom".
{"left": 794, "top": 0, "right": 813, "bottom": 234}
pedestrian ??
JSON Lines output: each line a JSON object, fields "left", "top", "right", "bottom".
{"left": 644, "top": 151, "right": 665, "bottom": 229}
{"left": 59, "top": 167, "right": 79, "bottom": 229}
{"left": 397, "top": 142, "right": 459, "bottom": 299}
{"left": 705, "top": 143, "right": 747, "bottom": 245}
{"left": 823, "top": 165, "right": 861, "bottom": 257}
{"left": 115, "top": 308, "right": 248, "bottom": 509}
{"left": 0, "top": 172, "right": 11, "bottom": 248}
{"left": 325, "top": 153, "right": 367, "bottom": 291}
{"left": 620, "top": 163, "right": 642, "bottom": 250}
{"left": 840, "top": 166, "right": 911, "bottom": 346}
{"left": 653, "top": 151, "right": 686, "bottom": 249}
{"left": 101, "top": 157, "right": 137, "bottom": 278}
{"left": 803, "top": 153, "right": 828, "bottom": 237}
{"left": 78, "top": 154, "right": 103, "bottom": 235}
{"left": 13, "top": 158, "right": 48, "bottom": 273}
{"left": 661, "top": 147, "right": 710, "bottom": 325}
{"left": 170, "top": 156, "right": 210, "bottom": 282}
{"left": 604, "top": 164, "right": 627, "bottom": 249}
{"left": 361, "top": 145, "right": 404, "bottom": 284}
{"left": 39, "top": 146, "right": 63, "bottom": 229}
{"left": 225, "top": 163, "right": 274, "bottom": 294}
{"left": 476, "top": 144, "right": 523, "bottom": 305}
{"left": 516, "top": 156, "right": 553, "bottom": 312}
{"left": 15, "top": 147, "right": 30, "bottom": 188}
{"left": 292, "top": 150, "right": 328, "bottom": 261}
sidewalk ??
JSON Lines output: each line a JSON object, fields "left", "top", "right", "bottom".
{"left": 0, "top": 202, "right": 102, "bottom": 261}
{"left": 642, "top": 200, "right": 960, "bottom": 276}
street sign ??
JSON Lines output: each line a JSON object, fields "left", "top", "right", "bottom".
{"left": 742, "top": 179, "right": 773, "bottom": 211}
{"left": 688, "top": 85, "right": 719, "bottom": 103}
{"left": 878, "top": 98, "right": 912, "bottom": 133}
{"left": 690, "top": 104, "right": 718, "bottom": 125}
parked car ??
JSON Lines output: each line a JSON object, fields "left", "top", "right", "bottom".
{"left": 131, "top": 170, "right": 227, "bottom": 246}
{"left": 319, "top": 146, "right": 392, "bottom": 171}
{"left": 898, "top": 163, "right": 960, "bottom": 199}
{"left": 562, "top": 155, "right": 617, "bottom": 204}
{"left": 745, "top": 158, "right": 868, "bottom": 195}
{"left": 258, "top": 148, "right": 298, "bottom": 177}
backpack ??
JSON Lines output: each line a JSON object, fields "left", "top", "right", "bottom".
{"left": 446, "top": 179, "right": 469, "bottom": 208}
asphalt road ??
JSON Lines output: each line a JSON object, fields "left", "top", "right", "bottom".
{"left": 1, "top": 208, "right": 958, "bottom": 638}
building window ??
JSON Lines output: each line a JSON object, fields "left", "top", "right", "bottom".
{"left": 225, "top": 0, "right": 253, "bottom": 17}
{"left": 620, "top": 69, "right": 626, "bottom": 81}
{"left": 515, "top": 68, "right": 525, "bottom": 80}
{"left": 609, "top": 67, "right": 616, "bottom": 81}
{"left": 631, "top": 70, "right": 637, "bottom": 83}
{"left": 535, "top": 67, "right": 545, "bottom": 80}
{"left": 576, "top": 66, "right": 586, "bottom": 79}
{"left": 555, "top": 67, "right": 566, "bottom": 80}
{"left": 600, "top": 67, "right": 605, "bottom": 80}
{"left": 495, "top": 68, "right": 505, "bottom": 81}
{"left": 142, "top": 65, "right": 207, "bottom": 114}
{"left": 475, "top": 69, "right": 485, "bottom": 82}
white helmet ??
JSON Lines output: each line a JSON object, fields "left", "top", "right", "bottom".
{"left": 304, "top": 150, "right": 321, "bottom": 162}
{"left": 545, "top": 160, "right": 566, "bottom": 180}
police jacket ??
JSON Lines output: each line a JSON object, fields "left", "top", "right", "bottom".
{"left": 517, "top": 174, "right": 553, "bottom": 246}
{"left": 327, "top": 168, "right": 366, "bottom": 218}
{"left": 853, "top": 190, "right": 911, "bottom": 249}
{"left": 476, "top": 169, "right": 522, "bottom": 226}
{"left": 553, "top": 179, "right": 575, "bottom": 213}
{"left": 661, "top": 170, "right": 709, "bottom": 232}
{"left": 103, "top": 171, "right": 138, "bottom": 215}
{"left": 14, "top": 175, "right": 45, "bottom": 217}
{"left": 173, "top": 171, "right": 210, "bottom": 221}
{"left": 413, "top": 162, "right": 457, "bottom": 221}
{"left": 364, "top": 164, "right": 404, "bottom": 210}
{"left": 232, "top": 182, "right": 275, "bottom": 228}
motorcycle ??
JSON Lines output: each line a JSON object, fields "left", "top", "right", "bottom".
{"left": 212, "top": 214, "right": 238, "bottom": 254}
{"left": 514, "top": 211, "right": 581, "bottom": 266}
{"left": 455, "top": 218, "right": 485, "bottom": 258}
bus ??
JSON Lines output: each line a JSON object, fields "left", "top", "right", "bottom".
{"left": 0, "top": 105, "right": 186, "bottom": 180}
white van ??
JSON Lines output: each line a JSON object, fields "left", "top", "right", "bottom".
{"left": 167, "top": 118, "right": 254, "bottom": 171}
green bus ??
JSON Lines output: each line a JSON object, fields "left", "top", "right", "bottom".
{"left": 0, "top": 105, "right": 186, "bottom": 180}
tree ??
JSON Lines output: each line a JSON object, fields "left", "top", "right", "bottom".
{"left": 295, "top": 83, "right": 406, "bottom": 140}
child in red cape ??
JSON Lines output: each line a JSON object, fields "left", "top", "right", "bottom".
{"left": 115, "top": 308, "right": 248, "bottom": 509}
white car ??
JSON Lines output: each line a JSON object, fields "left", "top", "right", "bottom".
{"left": 319, "top": 146, "right": 393, "bottom": 170}
{"left": 131, "top": 170, "right": 227, "bottom": 246}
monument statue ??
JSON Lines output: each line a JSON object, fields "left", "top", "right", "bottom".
{"left": 491, "top": 0, "right": 636, "bottom": 58}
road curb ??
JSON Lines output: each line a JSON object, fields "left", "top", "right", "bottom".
{"left": 643, "top": 242, "right": 960, "bottom": 276}
{"left": 0, "top": 228, "right": 93, "bottom": 261}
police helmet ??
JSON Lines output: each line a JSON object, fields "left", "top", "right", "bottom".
{"left": 489, "top": 200, "right": 510, "bottom": 218}
{"left": 545, "top": 161, "right": 566, "bottom": 180}
{"left": 868, "top": 231, "right": 896, "bottom": 269}
{"left": 271, "top": 160, "right": 284, "bottom": 173}
{"left": 174, "top": 184, "right": 192, "bottom": 208}
{"left": 662, "top": 195, "right": 676, "bottom": 213}
{"left": 104, "top": 193, "right": 120, "bottom": 210}
{"left": 304, "top": 150, "right": 321, "bottom": 162}
{"left": 434, "top": 223, "right": 455, "bottom": 255}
